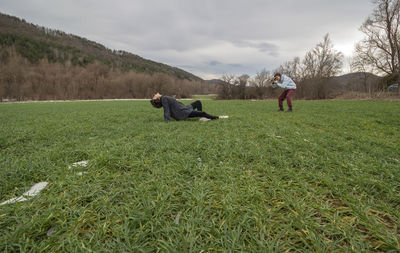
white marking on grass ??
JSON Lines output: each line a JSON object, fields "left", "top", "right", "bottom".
{"left": 0, "top": 196, "right": 28, "bottom": 205}
{"left": 266, "top": 133, "right": 283, "bottom": 139}
{"left": 23, "top": 182, "right": 48, "bottom": 197}
{"left": 76, "top": 172, "right": 88, "bottom": 176}
{"left": 47, "top": 227, "right": 57, "bottom": 237}
{"left": 68, "top": 160, "right": 88, "bottom": 169}
{"left": 219, "top": 115, "right": 229, "bottom": 119}
{"left": 199, "top": 117, "right": 211, "bottom": 122}
{"left": 174, "top": 211, "right": 182, "bottom": 224}
{"left": 304, "top": 139, "right": 310, "bottom": 142}
{"left": 0, "top": 182, "right": 48, "bottom": 205}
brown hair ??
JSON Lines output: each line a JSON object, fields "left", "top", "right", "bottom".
{"left": 150, "top": 98, "right": 162, "bottom": 108}
{"left": 274, "top": 73, "right": 282, "bottom": 78}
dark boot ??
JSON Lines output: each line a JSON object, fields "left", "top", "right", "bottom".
{"left": 278, "top": 108, "right": 284, "bottom": 112}
{"left": 286, "top": 108, "right": 293, "bottom": 112}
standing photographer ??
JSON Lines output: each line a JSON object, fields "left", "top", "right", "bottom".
{"left": 272, "top": 73, "right": 297, "bottom": 112}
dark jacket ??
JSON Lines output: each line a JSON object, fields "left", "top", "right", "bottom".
{"left": 161, "top": 96, "right": 193, "bottom": 122}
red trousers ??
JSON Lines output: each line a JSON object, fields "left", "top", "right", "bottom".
{"left": 278, "top": 89, "right": 296, "bottom": 109}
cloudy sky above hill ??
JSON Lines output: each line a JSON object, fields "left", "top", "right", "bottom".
{"left": 2, "top": 0, "right": 375, "bottom": 79}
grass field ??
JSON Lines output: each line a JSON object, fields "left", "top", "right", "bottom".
{"left": 0, "top": 100, "right": 399, "bottom": 252}
{"left": 192, "top": 94, "right": 217, "bottom": 100}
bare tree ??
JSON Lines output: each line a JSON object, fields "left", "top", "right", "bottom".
{"left": 351, "top": 54, "right": 376, "bottom": 93}
{"left": 219, "top": 74, "right": 236, "bottom": 99}
{"left": 248, "top": 69, "right": 272, "bottom": 99}
{"left": 237, "top": 74, "right": 250, "bottom": 99}
{"left": 253, "top": 69, "right": 271, "bottom": 87}
{"left": 302, "top": 34, "right": 343, "bottom": 79}
{"left": 277, "top": 57, "right": 302, "bottom": 82}
{"left": 354, "top": 0, "right": 400, "bottom": 78}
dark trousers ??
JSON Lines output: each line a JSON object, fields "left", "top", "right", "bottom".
{"left": 188, "top": 100, "right": 217, "bottom": 119}
{"left": 278, "top": 89, "right": 296, "bottom": 109}
{"left": 190, "top": 100, "right": 202, "bottom": 111}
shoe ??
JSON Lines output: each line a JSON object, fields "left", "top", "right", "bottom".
{"left": 278, "top": 108, "right": 284, "bottom": 112}
{"left": 199, "top": 117, "right": 211, "bottom": 122}
{"left": 285, "top": 109, "right": 293, "bottom": 112}
{"left": 219, "top": 115, "right": 229, "bottom": 119}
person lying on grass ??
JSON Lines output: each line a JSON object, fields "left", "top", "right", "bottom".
{"left": 150, "top": 93, "right": 228, "bottom": 123}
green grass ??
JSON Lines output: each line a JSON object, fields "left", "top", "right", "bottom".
{"left": 192, "top": 94, "right": 217, "bottom": 100}
{"left": 0, "top": 100, "right": 399, "bottom": 252}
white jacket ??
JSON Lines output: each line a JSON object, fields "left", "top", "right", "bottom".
{"left": 272, "top": 74, "right": 297, "bottom": 90}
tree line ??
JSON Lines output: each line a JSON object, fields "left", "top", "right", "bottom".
{"left": 218, "top": 34, "right": 351, "bottom": 100}
{"left": 352, "top": 0, "right": 400, "bottom": 88}
{"left": 218, "top": 0, "right": 399, "bottom": 100}
{"left": 0, "top": 47, "right": 216, "bottom": 101}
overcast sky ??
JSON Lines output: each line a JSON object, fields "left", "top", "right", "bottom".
{"left": 2, "top": 0, "right": 375, "bottom": 79}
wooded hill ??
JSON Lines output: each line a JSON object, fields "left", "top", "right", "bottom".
{"left": 0, "top": 13, "right": 219, "bottom": 101}
{"left": 0, "top": 13, "right": 201, "bottom": 81}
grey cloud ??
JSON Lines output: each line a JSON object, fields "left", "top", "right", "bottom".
{"left": 209, "top": 60, "right": 222, "bottom": 66}
{"left": 1, "top": 0, "right": 375, "bottom": 78}
{"left": 177, "top": 61, "right": 256, "bottom": 77}
{"left": 227, "top": 63, "right": 244, "bottom": 68}
{"left": 233, "top": 40, "right": 279, "bottom": 56}
{"left": 205, "top": 61, "right": 244, "bottom": 69}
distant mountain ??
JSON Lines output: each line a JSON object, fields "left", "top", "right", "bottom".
{"left": 0, "top": 12, "right": 202, "bottom": 81}
{"left": 331, "top": 72, "right": 381, "bottom": 85}
{"left": 205, "top": 79, "right": 226, "bottom": 85}
{"left": 327, "top": 72, "right": 382, "bottom": 90}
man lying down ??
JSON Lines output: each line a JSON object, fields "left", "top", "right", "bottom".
{"left": 150, "top": 93, "right": 228, "bottom": 123}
